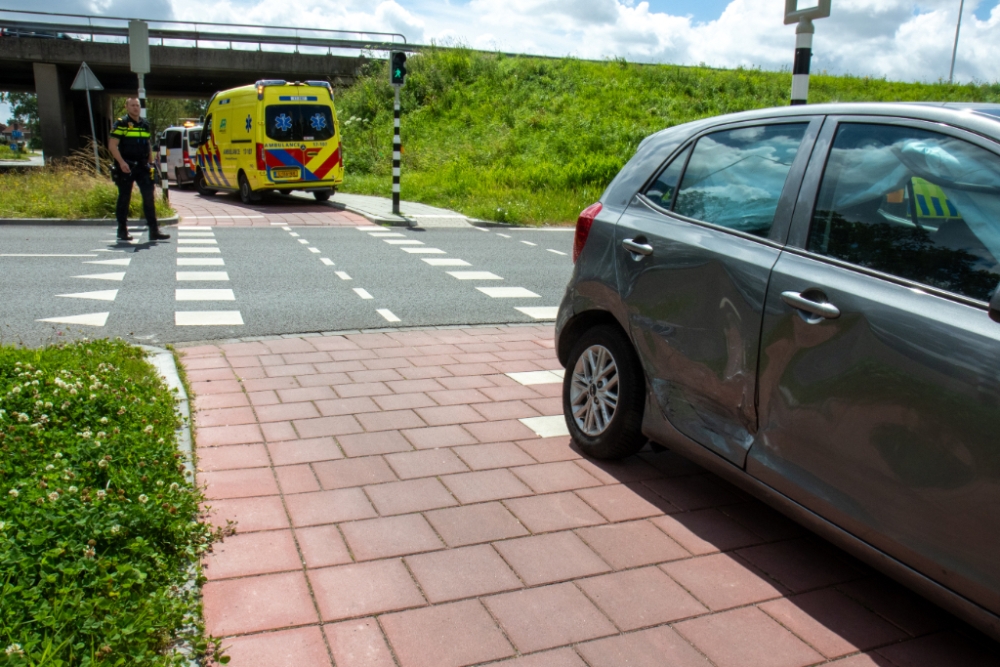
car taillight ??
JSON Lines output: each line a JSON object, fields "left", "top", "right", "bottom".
{"left": 255, "top": 143, "right": 266, "bottom": 171}
{"left": 182, "top": 146, "right": 191, "bottom": 167}
{"left": 573, "top": 202, "right": 602, "bottom": 263}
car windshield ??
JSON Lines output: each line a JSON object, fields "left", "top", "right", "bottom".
{"left": 264, "top": 105, "right": 334, "bottom": 142}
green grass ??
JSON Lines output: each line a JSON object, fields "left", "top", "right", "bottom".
{"left": 0, "top": 165, "right": 174, "bottom": 220}
{"left": 335, "top": 49, "right": 1000, "bottom": 225}
{"left": 0, "top": 147, "right": 29, "bottom": 161}
{"left": 0, "top": 340, "right": 224, "bottom": 666}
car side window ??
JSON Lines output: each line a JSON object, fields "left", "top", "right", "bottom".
{"left": 807, "top": 123, "right": 1000, "bottom": 302}
{"left": 644, "top": 145, "right": 691, "bottom": 209}
{"left": 673, "top": 123, "right": 808, "bottom": 236}
{"left": 168, "top": 132, "right": 182, "bottom": 149}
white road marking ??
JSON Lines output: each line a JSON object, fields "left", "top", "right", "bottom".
{"left": 177, "top": 258, "right": 225, "bottom": 266}
{"left": 290, "top": 232, "right": 300, "bottom": 237}
{"left": 73, "top": 272, "right": 125, "bottom": 281}
{"left": 309, "top": 247, "right": 320, "bottom": 253}
{"left": 353, "top": 288, "right": 374, "bottom": 299}
{"left": 55, "top": 290, "right": 118, "bottom": 301}
{"left": 547, "top": 249, "right": 567, "bottom": 256}
{"left": 176, "top": 289, "right": 236, "bottom": 301}
{"left": 423, "top": 258, "right": 470, "bottom": 266}
{"left": 335, "top": 271, "right": 352, "bottom": 280}
{"left": 84, "top": 258, "right": 131, "bottom": 266}
{"left": 178, "top": 239, "right": 218, "bottom": 245}
{"left": 377, "top": 309, "right": 400, "bottom": 322}
{"left": 507, "top": 370, "right": 564, "bottom": 385}
{"left": 320, "top": 258, "right": 334, "bottom": 266}
{"left": 282, "top": 226, "right": 292, "bottom": 231}
{"left": 477, "top": 287, "right": 540, "bottom": 298}
{"left": 178, "top": 225, "right": 206, "bottom": 229}
{"left": 89, "top": 249, "right": 125, "bottom": 253}
{"left": 1, "top": 254, "right": 97, "bottom": 257}
{"left": 175, "top": 311, "right": 244, "bottom": 326}
{"left": 474, "top": 227, "right": 489, "bottom": 232}
{"left": 497, "top": 233, "right": 511, "bottom": 238}
{"left": 176, "top": 271, "right": 229, "bottom": 281}
{"left": 356, "top": 226, "right": 377, "bottom": 230}
{"left": 178, "top": 231, "right": 216, "bottom": 237}
{"left": 177, "top": 247, "right": 221, "bottom": 254}
{"left": 183, "top": 215, "right": 262, "bottom": 219}
{"left": 515, "top": 306, "right": 559, "bottom": 320}
{"left": 521, "top": 240, "right": 537, "bottom": 246}
{"left": 447, "top": 271, "right": 502, "bottom": 280}
{"left": 519, "top": 415, "right": 570, "bottom": 438}
{"left": 402, "top": 248, "right": 446, "bottom": 254}
{"left": 37, "top": 312, "right": 109, "bottom": 327}
{"left": 298, "top": 239, "right": 309, "bottom": 244}
{"left": 383, "top": 239, "right": 423, "bottom": 245}
{"left": 370, "top": 232, "right": 404, "bottom": 237}
{"left": 271, "top": 222, "right": 287, "bottom": 226}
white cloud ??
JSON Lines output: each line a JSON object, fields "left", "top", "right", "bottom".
{"left": 11, "top": 0, "right": 1000, "bottom": 82}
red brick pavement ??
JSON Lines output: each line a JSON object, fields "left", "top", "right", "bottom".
{"left": 169, "top": 188, "right": 372, "bottom": 227}
{"left": 179, "top": 325, "right": 999, "bottom": 667}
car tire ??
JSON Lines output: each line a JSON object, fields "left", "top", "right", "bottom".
{"left": 563, "top": 324, "right": 646, "bottom": 459}
{"left": 195, "top": 170, "right": 216, "bottom": 196}
{"left": 313, "top": 190, "right": 332, "bottom": 202}
{"left": 238, "top": 172, "right": 261, "bottom": 204}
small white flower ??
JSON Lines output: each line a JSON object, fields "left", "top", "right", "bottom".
{"left": 8, "top": 489, "right": 18, "bottom": 498}
{"left": 80, "top": 430, "right": 91, "bottom": 440}
{"left": 54, "top": 452, "right": 62, "bottom": 459}
{"left": 11, "top": 387, "right": 19, "bottom": 394}
{"left": 110, "top": 524, "right": 121, "bottom": 534}
{"left": 96, "top": 490, "right": 106, "bottom": 500}
{"left": 169, "top": 482, "right": 179, "bottom": 491}
{"left": 17, "top": 413, "right": 29, "bottom": 422}
{"left": 48, "top": 492, "right": 59, "bottom": 502}
{"left": 44, "top": 402, "right": 52, "bottom": 409}
{"left": 68, "top": 486, "right": 78, "bottom": 493}
{"left": 143, "top": 425, "right": 154, "bottom": 434}
{"left": 45, "top": 464, "right": 55, "bottom": 471}
{"left": 96, "top": 432, "right": 106, "bottom": 439}
{"left": 5, "top": 643, "right": 24, "bottom": 656}
{"left": 98, "top": 460, "right": 108, "bottom": 469}
{"left": 83, "top": 547, "right": 95, "bottom": 559}
{"left": 0, "top": 521, "right": 6, "bottom": 530}
{"left": 138, "top": 494, "right": 148, "bottom": 503}
{"left": 69, "top": 388, "right": 77, "bottom": 395}
{"left": 100, "top": 417, "right": 108, "bottom": 424}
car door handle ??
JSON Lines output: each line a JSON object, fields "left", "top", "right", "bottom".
{"left": 622, "top": 239, "right": 653, "bottom": 256}
{"left": 781, "top": 291, "right": 841, "bottom": 319}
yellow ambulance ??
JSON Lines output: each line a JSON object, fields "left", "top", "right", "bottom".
{"left": 195, "top": 80, "right": 343, "bottom": 203}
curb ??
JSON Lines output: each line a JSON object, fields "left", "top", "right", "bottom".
{"left": 140, "top": 345, "right": 195, "bottom": 483}
{"left": 0, "top": 215, "right": 181, "bottom": 227}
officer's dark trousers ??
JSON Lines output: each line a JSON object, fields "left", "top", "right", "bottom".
{"left": 115, "top": 163, "right": 159, "bottom": 237}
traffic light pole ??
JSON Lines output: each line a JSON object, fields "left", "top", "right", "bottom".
{"left": 392, "top": 84, "right": 401, "bottom": 216}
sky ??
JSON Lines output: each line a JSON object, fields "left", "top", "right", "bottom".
{"left": 3, "top": 0, "right": 1000, "bottom": 123}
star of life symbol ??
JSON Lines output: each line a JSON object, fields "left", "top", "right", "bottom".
{"left": 274, "top": 114, "right": 293, "bottom": 132}
{"left": 245, "top": 115, "right": 252, "bottom": 132}
{"left": 310, "top": 113, "right": 327, "bottom": 132}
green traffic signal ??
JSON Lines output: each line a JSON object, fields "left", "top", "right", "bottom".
{"left": 390, "top": 51, "right": 407, "bottom": 85}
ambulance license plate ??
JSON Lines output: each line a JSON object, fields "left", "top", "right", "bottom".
{"left": 272, "top": 168, "right": 299, "bottom": 179}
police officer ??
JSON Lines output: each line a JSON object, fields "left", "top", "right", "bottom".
{"left": 108, "top": 98, "right": 169, "bottom": 243}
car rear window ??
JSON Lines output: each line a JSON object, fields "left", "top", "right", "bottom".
{"left": 265, "top": 105, "right": 335, "bottom": 142}
{"left": 187, "top": 130, "right": 201, "bottom": 147}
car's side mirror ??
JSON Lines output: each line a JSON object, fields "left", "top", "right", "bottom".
{"left": 990, "top": 286, "right": 1000, "bottom": 323}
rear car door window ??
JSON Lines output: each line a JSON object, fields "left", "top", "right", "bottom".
{"left": 673, "top": 123, "right": 808, "bottom": 236}
{"left": 168, "top": 131, "right": 182, "bottom": 149}
{"left": 265, "top": 105, "right": 335, "bottom": 142}
{"left": 644, "top": 145, "right": 691, "bottom": 209}
{"left": 807, "top": 123, "right": 1000, "bottom": 302}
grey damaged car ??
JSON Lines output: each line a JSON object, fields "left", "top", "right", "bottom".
{"left": 555, "top": 103, "right": 1000, "bottom": 641}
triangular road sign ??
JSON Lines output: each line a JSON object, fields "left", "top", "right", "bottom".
{"left": 71, "top": 62, "right": 104, "bottom": 91}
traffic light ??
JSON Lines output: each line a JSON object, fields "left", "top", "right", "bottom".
{"left": 390, "top": 51, "right": 407, "bottom": 86}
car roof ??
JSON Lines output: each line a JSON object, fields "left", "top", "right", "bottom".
{"left": 695, "top": 102, "right": 1000, "bottom": 140}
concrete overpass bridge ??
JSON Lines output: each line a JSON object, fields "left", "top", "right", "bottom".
{"left": 0, "top": 10, "right": 413, "bottom": 161}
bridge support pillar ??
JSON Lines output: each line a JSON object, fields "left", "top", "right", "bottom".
{"left": 33, "top": 62, "right": 77, "bottom": 164}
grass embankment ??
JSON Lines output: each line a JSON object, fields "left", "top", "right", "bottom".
{"left": 0, "top": 340, "right": 221, "bottom": 666}
{"left": 0, "top": 147, "right": 29, "bottom": 161}
{"left": 0, "top": 157, "right": 174, "bottom": 220}
{"left": 335, "top": 49, "right": 1000, "bottom": 225}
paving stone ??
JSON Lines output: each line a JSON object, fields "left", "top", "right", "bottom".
{"left": 576, "top": 626, "right": 713, "bottom": 667}
{"left": 674, "top": 606, "right": 824, "bottom": 667}
{"left": 575, "top": 483, "right": 669, "bottom": 521}
{"left": 325, "top": 618, "right": 397, "bottom": 667}
{"left": 294, "top": 524, "right": 353, "bottom": 569}
{"left": 576, "top": 520, "right": 690, "bottom": 569}
{"left": 285, "top": 488, "right": 378, "bottom": 527}
{"left": 651, "top": 508, "right": 763, "bottom": 555}
{"left": 221, "top": 626, "right": 332, "bottom": 667}
{"left": 203, "top": 529, "right": 301, "bottom": 580}
{"left": 452, "top": 442, "right": 536, "bottom": 470}
{"left": 483, "top": 583, "right": 617, "bottom": 653}
{"left": 203, "top": 571, "right": 317, "bottom": 636}
{"left": 381, "top": 599, "right": 515, "bottom": 667}
{"left": 267, "top": 437, "right": 344, "bottom": 466}
{"left": 313, "top": 456, "right": 397, "bottom": 489}
{"left": 309, "top": 560, "right": 426, "bottom": 621}
{"left": 425, "top": 502, "right": 529, "bottom": 547}
{"left": 275, "top": 464, "right": 321, "bottom": 494}
{"left": 201, "top": 467, "right": 279, "bottom": 500}
{"left": 440, "top": 469, "right": 534, "bottom": 503}
{"left": 661, "top": 553, "right": 786, "bottom": 611}
{"left": 736, "top": 539, "right": 861, "bottom": 593}
{"left": 337, "top": 430, "right": 414, "bottom": 456}
{"left": 197, "top": 443, "right": 270, "bottom": 471}
{"left": 504, "top": 492, "right": 607, "bottom": 533}
{"left": 511, "top": 461, "right": 603, "bottom": 494}
{"left": 202, "top": 496, "right": 289, "bottom": 533}
{"left": 405, "top": 544, "right": 522, "bottom": 603}
{"left": 365, "top": 477, "right": 459, "bottom": 515}
{"left": 401, "top": 425, "right": 477, "bottom": 449}
{"left": 493, "top": 531, "right": 611, "bottom": 585}
{"left": 385, "top": 448, "right": 470, "bottom": 479}
{"left": 577, "top": 566, "right": 708, "bottom": 630}
{"left": 340, "top": 514, "right": 444, "bottom": 560}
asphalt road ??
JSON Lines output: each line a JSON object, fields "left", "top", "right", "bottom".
{"left": 0, "top": 222, "right": 575, "bottom": 347}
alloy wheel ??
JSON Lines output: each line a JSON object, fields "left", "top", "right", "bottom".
{"left": 569, "top": 344, "right": 619, "bottom": 436}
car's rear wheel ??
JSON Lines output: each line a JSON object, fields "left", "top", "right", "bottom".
{"left": 238, "top": 172, "right": 261, "bottom": 204}
{"left": 195, "top": 170, "right": 216, "bottom": 196}
{"left": 563, "top": 325, "right": 646, "bottom": 459}
{"left": 313, "top": 190, "right": 332, "bottom": 202}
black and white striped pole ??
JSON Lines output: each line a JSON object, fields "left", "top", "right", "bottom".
{"left": 160, "top": 141, "right": 170, "bottom": 203}
{"left": 784, "top": 0, "right": 831, "bottom": 106}
{"left": 390, "top": 51, "right": 407, "bottom": 216}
